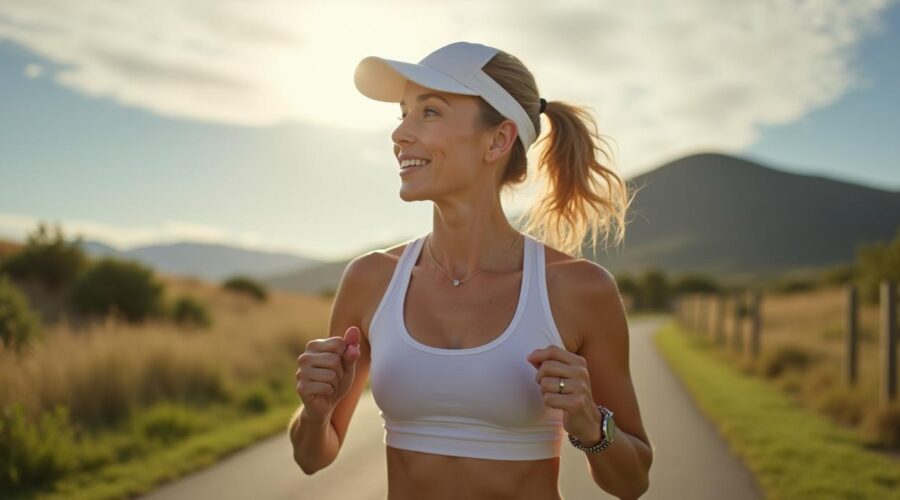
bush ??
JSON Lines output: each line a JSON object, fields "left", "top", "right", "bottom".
{"left": 0, "top": 403, "right": 78, "bottom": 491}
{"left": 854, "top": 228, "right": 900, "bottom": 304}
{"left": 761, "top": 344, "right": 815, "bottom": 378}
{"left": 131, "top": 403, "right": 206, "bottom": 445}
{"left": 238, "top": 386, "right": 273, "bottom": 414}
{"left": 69, "top": 257, "right": 165, "bottom": 323}
{"left": 819, "top": 263, "right": 855, "bottom": 286}
{"left": 0, "top": 222, "right": 88, "bottom": 291}
{"left": 0, "top": 274, "right": 43, "bottom": 353}
{"left": 222, "top": 276, "right": 267, "bottom": 302}
{"left": 772, "top": 277, "right": 816, "bottom": 294}
{"left": 171, "top": 296, "right": 212, "bottom": 328}
{"left": 812, "top": 386, "right": 866, "bottom": 426}
{"left": 862, "top": 403, "right": 900, "bottom": 448}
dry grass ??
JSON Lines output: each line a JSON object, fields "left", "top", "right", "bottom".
{"left": 0, "top": 271, "right": 331, "bottom": 430}
{"left": 691, "top": 284, "right": 900, "bottom": 448}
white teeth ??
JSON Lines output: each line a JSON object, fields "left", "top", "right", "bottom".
{"left": 400, "top": 159, "right": 431, "bottom": 168}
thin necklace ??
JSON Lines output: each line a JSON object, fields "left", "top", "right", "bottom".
{"left": 425, "top": 232, "right": 523, "bottom": 287}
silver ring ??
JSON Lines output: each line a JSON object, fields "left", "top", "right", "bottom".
{"left": 558, "top": 378, "right": 566, "bottom": 394}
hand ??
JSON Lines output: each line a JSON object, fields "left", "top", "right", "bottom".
{"left": 296, "top": 326, "right": 362, "bottom": 420}
{"left": 527, "top": 345, "right": 602, "bottom": 445}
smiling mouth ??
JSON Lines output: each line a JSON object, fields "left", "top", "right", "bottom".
{"left": 400, "top": 160, "right": 431, "bottom": 170}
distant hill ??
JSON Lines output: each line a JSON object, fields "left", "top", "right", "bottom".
{"left": 267, "top": 152, "right": 900, "bottom": 293}
{"left": 259, "top": 236, "right": 410, "bottom": 295}
{"left": 3, "top": 152, "right": 895, "bottom": 293}
{"left": 75, "top": 240, "right": 324, "bottom": 283}
{"left": 593, "top": 152, "right": 900, "bottom": 282}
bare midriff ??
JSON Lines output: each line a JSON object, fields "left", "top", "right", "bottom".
{"left": 384, "top": 445, "right": 563, "bottom": 500}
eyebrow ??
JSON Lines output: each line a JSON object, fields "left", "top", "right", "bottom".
{"left": 399, "top": 93, "right": 451, "bottom": 107}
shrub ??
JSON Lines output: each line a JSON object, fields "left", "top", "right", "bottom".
{"left": 761, "top": 344, "right": 815, "bottom": 378}
{"left": 131, "top": 403, "right": 206, "bottom": 445}
{"left": 854, "top": 228, "right": 900, "bottom": 304}
{"left": 0, "top": 222, "right": 88, "bottom": 291}
{"left": 862, "top": 403, "right": 900, "bottom": 448}
{"left": 0, "top": 274, "right": 43, "bottom": 353}
{"left": 171, "top": 296, "right": 212, "bottom": 328}
{"left": 819, "top": 263, "right": 855, "bottom": 286}
{"left": 0, "top": 403, "right": 78, "bottom": 491}
{"left": 812, "top": 386, "right": 866, "bottom": 426}
{"left": 69, "top": 257, "right": 165, "bottom": 323}
{"left": 238, "top": 386, "right": 273, "bottom": 414}
{"left": 772, "top": 277, "right": 816, "bottom": 294}
{"left": 222, "top": 276, "right": 267, "bottom": 302}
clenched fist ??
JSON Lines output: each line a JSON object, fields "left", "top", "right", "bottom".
{"left": 295, "top": 326, "right": 361, "bottom": 420}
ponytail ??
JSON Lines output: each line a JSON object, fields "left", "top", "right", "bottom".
{"left": 478, "top": 51, "right": 634, "bottom": 258}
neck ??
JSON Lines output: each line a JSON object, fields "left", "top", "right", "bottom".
{"left": 427, "top": 194, "right": 523, "bottom": 278}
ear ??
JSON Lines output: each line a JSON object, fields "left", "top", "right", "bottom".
{"left": 484, "top": 119, "right": 518, "bottom": 163}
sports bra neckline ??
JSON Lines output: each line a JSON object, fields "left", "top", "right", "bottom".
{"left": 395, "top": 233, "right": 535, "bottom": 356}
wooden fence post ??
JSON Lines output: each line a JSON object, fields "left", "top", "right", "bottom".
{"left": 716, "top": 293, "right": 727, "bottom": 348}
{"left": 699, "top": 293, "right": 708, "bottom": 338}
{"left": 881, "top": 280, "right": 897, "bottom": 405}
{"left": 749, "top": 289, "right": 762, "bottom": 359}
{"left": 733, "top": 290, "right": 744, "bottom": 354}
{"left": 845, "top": 284, "right": 858, "bottom": 387}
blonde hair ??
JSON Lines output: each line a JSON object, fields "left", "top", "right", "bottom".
{"left": 476, "top": 50, "right": 634, "bottom": 259}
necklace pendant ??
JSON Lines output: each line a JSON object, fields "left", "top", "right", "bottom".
{"left": 452, "top": 279, "right": 460, "bottom": 287}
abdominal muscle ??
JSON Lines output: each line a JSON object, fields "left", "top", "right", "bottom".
{"left": 384, "top": 445, "right": 563, "bottom": 500}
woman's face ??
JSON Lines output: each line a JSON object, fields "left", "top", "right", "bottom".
{"left": 391, "top": 81, "right": 512, "bottom": 202}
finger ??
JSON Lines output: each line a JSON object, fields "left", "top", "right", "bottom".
{"left": 299, "top": 366, "right": 340, "bottom": 394}
{"left": 541, "top": 392, "right": 581, "bottom": 412}
{"left": 306, "top": 336, "right": 348, "bottom": 354}
{"left": 298, "top": 380, "right": 335, "bottom": 397}
{"left": 306, "top": 352, "right": 344, "bottom": 381}
{"left": 527, "top": 345, "right": 582, "bottom": 368}
{"left": 534, "top": 359, "right": 582, "bottom": 384}
{"left": 344, "top": 326, "right": 361, "bottom": 347}
{"left": 539, "top": 375, "right": 580, "bottom": 395}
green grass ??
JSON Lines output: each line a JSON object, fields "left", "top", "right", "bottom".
{"left": 5, "top": 378, "right": 305, "bottom": 500}
{"left": 654, "top": 320, "right": 900, "bottom": 500}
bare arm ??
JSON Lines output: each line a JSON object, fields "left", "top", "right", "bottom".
{"left": 574, "top": 263, "right": 653, "bottom": 498}
{"left": 532, "top": 260, "right": 653, "bottom": 499}
{"left": 288, "top": 253, "right": 376, "bottom": 474}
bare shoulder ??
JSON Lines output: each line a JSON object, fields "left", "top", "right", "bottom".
{"left": 542, "top": 243, "right": 621, "bottom": 352}
{"left": 338, "top": 240, "right": 412, "bottom": 342}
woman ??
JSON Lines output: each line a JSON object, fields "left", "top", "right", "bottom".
{"left": 290, "top": 41, "right": 653, "bottom": 500}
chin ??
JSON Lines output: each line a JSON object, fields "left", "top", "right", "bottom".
{"left": 399, "top": 187, "right": 429, "bottom": 202}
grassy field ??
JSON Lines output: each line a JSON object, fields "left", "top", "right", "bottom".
{"left": 654, "top": 320, "right": 900, "bottom": 500}
{"left": 1, "top": 272, "right": 331, "bottom": 499}
{"left": 688, "top": 284, "right": 900, "bottom": 448}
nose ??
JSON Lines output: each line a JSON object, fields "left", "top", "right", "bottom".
{"left": 391, "top": 116, "right": 415, "bottom": 148}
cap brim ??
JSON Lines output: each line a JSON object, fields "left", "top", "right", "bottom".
{"left": 354, "top": 56, "right": 479, "bottom": 103}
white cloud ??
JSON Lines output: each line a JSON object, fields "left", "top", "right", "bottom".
{"left": 0, "top": 0, "right": 893, "bottom": 175}
{"left": 23, "top": 62, "right": 43, "bottom": 78}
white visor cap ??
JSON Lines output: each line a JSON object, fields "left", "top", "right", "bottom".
{"left": 354, "top": 41, "right": 538, "bottom": 150}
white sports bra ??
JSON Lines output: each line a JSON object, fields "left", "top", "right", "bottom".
{"left": 368, "top": 232, "right": 568, "bottom": 461}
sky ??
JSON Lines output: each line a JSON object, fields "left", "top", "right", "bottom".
{"left": 1, "top": 0, "right": 898, "bottom": 261}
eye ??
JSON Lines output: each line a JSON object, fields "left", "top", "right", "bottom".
{"left": 396, "top": 107, "right": 439, "bottom": 121}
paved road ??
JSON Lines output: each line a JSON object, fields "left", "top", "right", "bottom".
{"left": 137, "top": 316, "right": 762, "bottom": 500}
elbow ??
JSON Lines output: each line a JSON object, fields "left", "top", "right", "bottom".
{"left": 613, "top": 475, "right": 649, "bottom": 500}
{"left": 627, "top": 444, "right": 653, "bottom": 498}
{"left": 615, "top": 441, "right": 653, "bottom": 499}
{"left": 633, "top": 475, "right": 651, "bottom": 500}
{"left": 295, "top": 453, "right": 322, "bottom": 476}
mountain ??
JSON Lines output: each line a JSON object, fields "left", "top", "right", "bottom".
{"left": 266, "top": 152, "right": 900, "bottom": 293}
{"left": 75, "top": 240, "right": 324, "bottom": 283}
{"left": 259, "top": 236, "right": 408, "bottom": 295}
{"left": 590, "top": 152, "right": 900, "bottom": 281}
